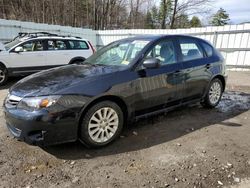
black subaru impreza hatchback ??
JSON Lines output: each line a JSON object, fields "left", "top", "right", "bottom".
{"left": 4, "top": 35, "right": 227, "bottom": 147}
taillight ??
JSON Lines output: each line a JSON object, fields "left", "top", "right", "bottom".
{"left": 88, "top": 41, "right": 96, "bottom": 54}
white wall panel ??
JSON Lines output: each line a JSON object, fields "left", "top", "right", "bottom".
{"left": 0, "top": 19, "right": 250, "bottom": 68}
{"left": 0, "top": 19, "right": 97, "bottom": 47}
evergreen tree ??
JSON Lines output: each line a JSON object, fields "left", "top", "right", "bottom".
{"left": 210, "top": 8, "right": 230, "bottom": 26}
{"left": 174, "top": 14, "right": 190, "bottom": 28}
{"left": 151, "top": 5, "right": 160, "bottom": 28}
{"left": 159, "top": 0, "right": 173, "bottom": 29}
{"left": 145, "top": 11, "right": 155, "bottom": 29}
{"left": 190, "top": 16, "right": 202, "bottom": 27}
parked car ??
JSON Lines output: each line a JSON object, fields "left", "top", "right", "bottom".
{"left": 4, "top": 35, "right": 227, "bottom": 147}
{"left": 0, "top": 32, "right": 95, "bottom": 85}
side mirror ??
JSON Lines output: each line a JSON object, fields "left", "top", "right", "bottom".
{"left": 14, "top": 46, "right": 24, "bottom": 53}
{"left": 143, "top": 57, "right": 160, "bottom": 69}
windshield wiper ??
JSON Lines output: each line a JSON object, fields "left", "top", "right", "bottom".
{"left": 79, "top": 61, "right": 102, "bottom": 67}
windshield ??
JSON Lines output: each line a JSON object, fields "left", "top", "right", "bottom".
{"left": 85, "top": 40, "right": 150, "bottom": 66}
{"left": 4, "top": 40, "right": 21, "bottom": 50}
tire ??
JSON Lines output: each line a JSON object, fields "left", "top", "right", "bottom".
{"left": 70, "top": 59, "right": 85, "bottom": 65}
{"left": 0, "top": 66, "right": 8, "bottom": 86}
{"left": 79, "top": 101, "right": 124, "bottom": 148}
{"left": 201, "top": 78, "right": 223, "bottom": 108}
{"left": 72, "top": 60, "right": 83, "bottom": 65}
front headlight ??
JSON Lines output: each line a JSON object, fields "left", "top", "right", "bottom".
{"left": 17, "top": 95, "right": 61, "bottom": 110}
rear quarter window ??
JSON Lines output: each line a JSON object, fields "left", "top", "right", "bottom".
{"left": 69, "top": 40, "right": 89, "bottom": 50}
{"left": 201, "top": 42, "right": 213, "bottom": 57}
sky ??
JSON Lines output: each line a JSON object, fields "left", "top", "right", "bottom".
{"left": 214, "top": 0, "right": 250, "bottom": 24}
{"left": 154, "top": 0, "right": 250, "bottom": 24}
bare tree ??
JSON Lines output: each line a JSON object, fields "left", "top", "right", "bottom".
{"left": 0, "top": 0, "right": 211, "bottom": 29}
{"left": 170, "top": 0, "right": 212, "bottom": 29}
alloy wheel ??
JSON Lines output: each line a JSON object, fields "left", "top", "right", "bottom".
{"left": 88, "top": 107, "right": 119, "bottom": 143}
{"left": 209, "top": 81, "right": 222, "bottom": 105}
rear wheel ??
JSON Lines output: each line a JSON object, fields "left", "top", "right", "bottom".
{"left": 201, "top": 78, "right": 223, "bottom": 108}
{"left": 0, "top": 66, "right": 8, "bottom": 86}
{"left": 70, "top": 58, "right": 86, "bottom": 65}
{"left": 79, "top": 101, "right": 124, "bottom": 147}
{"left": 72, "top": 60, "right": 84, "bottom": 65}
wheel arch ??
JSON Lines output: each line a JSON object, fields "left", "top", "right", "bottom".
{"left": 78, "top": 95, "right": 130, "bottom": 131}
{"left": 212, "top": 74, "right": 226, "bottom": 92}
{"left": 202, "top": 74, "right": 226, "bottom": 100}
{"left": 69, "top": 57, "right": 86, "bottom": 64}
{"left": 0, "top": 61, "right": 7, "bottom": 69}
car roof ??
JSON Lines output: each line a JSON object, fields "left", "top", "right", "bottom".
{"left": 20, "top": 36, "right": 88, "bottom": 41}
{"left": 118, "top": 34, "right": 208, "bottom": 43}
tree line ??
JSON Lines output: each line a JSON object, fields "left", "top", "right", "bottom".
{"left": 0, "top": 0, "right": 230, "bottom": 30}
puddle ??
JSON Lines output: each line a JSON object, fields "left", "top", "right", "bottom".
{"left": 227, "top": 178, "right": 250, "bottom": 188}
{"left": 217, "top": 91, "right": 250, "bottom": 113}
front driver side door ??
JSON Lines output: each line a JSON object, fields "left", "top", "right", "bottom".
{"left": 9, "top": 39, "right": 46, "bottom": 73}
{"left": 133, "top": 39, "right": 185, "bottom": 115}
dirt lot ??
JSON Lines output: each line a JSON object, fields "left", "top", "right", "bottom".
{"left": 0, "top": 71, "right": 249, "bottom": 188}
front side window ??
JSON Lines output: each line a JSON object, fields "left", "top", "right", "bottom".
{"left": 146, "top": 40, "right": 177, "bottom": 65}
{"left": 85, "top": 40, "right": 150, "bottom": 66}
{"left": 20, "top": 40, "right": 44, "bottom": 52}
{"left": 179, "top": 38, "right": 203, "bottom": 61}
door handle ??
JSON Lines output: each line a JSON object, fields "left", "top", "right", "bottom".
{"left": 205, "top": 64, "right": 211, "bottom": 69}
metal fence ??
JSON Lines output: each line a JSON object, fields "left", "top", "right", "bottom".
{"left": 1, "top": 19, "right": 250, "bottom": 69}
{"left": 0, "top": 19, "right": 97, "bottom": 47}
{"left": 97, "top": 25, "right": 250, "bottom": 69}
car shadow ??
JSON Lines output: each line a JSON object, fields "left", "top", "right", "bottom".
{"left": 0, "top": 77, "right": 23, "bottom": 90}
{"left": 42, "top": 91, "right": 250, "bottom": 160}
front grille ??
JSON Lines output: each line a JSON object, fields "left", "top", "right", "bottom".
{"left": 5, "top": 94, "right": 22, "bottom": 108}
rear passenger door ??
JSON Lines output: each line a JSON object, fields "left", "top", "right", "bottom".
{"left": 177, "top": 37, "right": 211, "bottom": 101}
{"left": 45, "top": 39, "right": 71, "bottom": 66}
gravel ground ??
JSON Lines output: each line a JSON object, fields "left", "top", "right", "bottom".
{"left": 0, "top": 71, "right": 249, "bottom": 188}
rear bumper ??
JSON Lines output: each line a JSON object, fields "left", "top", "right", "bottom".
{"left": 4, "top": 107, "right": 80, "bottom": 146}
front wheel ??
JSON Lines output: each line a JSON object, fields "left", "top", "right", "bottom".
{"left": 201, "top": 78, "right": 223, "bottom": 108}
{"left": 79, "top": 101, "right": 124, "bottom": 147}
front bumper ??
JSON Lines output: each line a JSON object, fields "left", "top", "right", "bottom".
{"left": 3, "top": 96, "right": 87, "bottom": 146}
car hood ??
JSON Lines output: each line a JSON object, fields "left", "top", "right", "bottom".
{"left": 10, "top": 64, "right": 121, "bottom": 97}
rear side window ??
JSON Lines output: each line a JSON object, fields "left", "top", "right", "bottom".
{"left": 69, "top": 40, "right": 89, "bottom": 50}
{"left": 47, "top": 40, "right": 67, "bottom": 50}
{"left": 201, "top": 42, "right": 213, "bottom": 57}
{"left": 179, "top": 38, "right": 204, "bottom": 61}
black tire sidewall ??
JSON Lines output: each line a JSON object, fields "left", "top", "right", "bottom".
{"left": 79, "top": 101, "right": 124, "bottom": 147}
{"left": 72, "top": 61, "right": 83, "bottom": 65}
{"left": 0, "top": 66, "right": 8, "bottom": 86}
